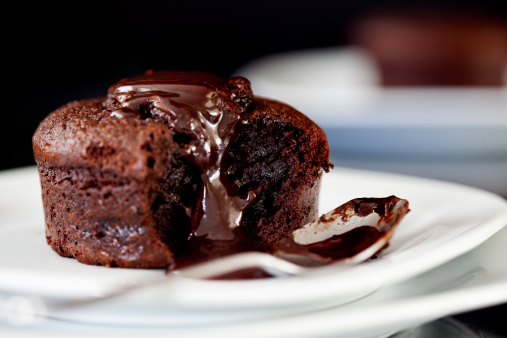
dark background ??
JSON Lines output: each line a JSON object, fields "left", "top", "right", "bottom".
{"left": 4, "top": 0, "right": 360, "bottom": 170}
{"left": 5, "top": 0, "right": 507, "bottom": 171}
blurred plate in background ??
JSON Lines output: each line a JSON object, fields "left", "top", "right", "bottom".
{"left": 235, "top": 47, "right": 507, "bottom": 196}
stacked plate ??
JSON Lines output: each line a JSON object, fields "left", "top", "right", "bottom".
{"left": 1, "top": 166, "right": 507, "bottom": 337}
{"left": 235, "top": 47, "right": 507, "bottom": 197}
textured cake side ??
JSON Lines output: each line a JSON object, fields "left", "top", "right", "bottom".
{"left": 33, "top": 99, "right": 200, "bottom": 268}
{"left": 226, "top": 97, "right": 331, "bottom": 248}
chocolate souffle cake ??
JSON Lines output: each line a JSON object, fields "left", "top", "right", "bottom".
{"left": 32, "top": 71, "right": 332, "bottom": 269}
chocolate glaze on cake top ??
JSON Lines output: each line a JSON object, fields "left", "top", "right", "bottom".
{"left": 106, "top": 71, "right": 255, "bottom": 243}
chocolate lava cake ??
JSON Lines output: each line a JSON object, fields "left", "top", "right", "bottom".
{"left": 32, "top": 71, "right": 331, "bottom": 269}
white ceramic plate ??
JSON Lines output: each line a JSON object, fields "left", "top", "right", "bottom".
{"left": 3, "top": 225, "right": 507, "bottom": 338}
{"left": 0, "top": 166, "right": 507, "bottom": 333}
{"left": 235, "top": 47, "right": 507, "bottom": 196}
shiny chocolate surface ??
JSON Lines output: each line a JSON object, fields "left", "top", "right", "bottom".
{"left": 107, "top": 71, "right": 257, "bottom": 267}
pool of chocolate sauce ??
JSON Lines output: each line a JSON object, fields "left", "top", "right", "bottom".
{"left": 276, "top": 226, "right": 385, "bottom": 265}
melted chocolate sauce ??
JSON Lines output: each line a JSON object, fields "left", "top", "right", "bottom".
{"left": 352, "top": 197, "right": 387, "bottom": 217}
{"left": 274, "top": 196, "right": 407, "bottom": 264}
{"left": 275, "top": 226, "right": 385, "bottom": 264}
{"left": 209, "top": 268, "right": 274, "bottom": 280}
{"left": 169, "top": 230, "right": 256, "bottom": 269}
{"left": 106, "top": 71, "right": 257, "bottom": 267}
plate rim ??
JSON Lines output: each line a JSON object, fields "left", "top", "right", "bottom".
{"left": 0, "top": 166, "right": 506, "bottom": 311}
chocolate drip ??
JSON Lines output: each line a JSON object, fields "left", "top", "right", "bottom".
{"left": 352, "top": 197, "right": 387, "bottom": 217}
{"left": 109, "top": 107, "right": 145, "bottom": 119}
{"left": 275, "top": 226, "right": 384, "bottom": 263}
{"left": 106, "top": 71, "right": 255, "bottom": 253}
